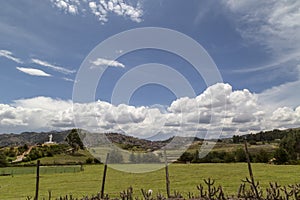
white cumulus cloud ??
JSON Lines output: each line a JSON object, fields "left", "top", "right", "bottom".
{"left": 1, "top": 83, "right": 300, "bottom": 137}
{"left": 16, "top": 67, "right": 51, "bottom": 77}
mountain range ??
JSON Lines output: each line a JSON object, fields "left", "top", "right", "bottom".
{"left": 1, "top": 127, "right": 299, "bottom": 148}
{"left": 0, "top": 129, "right": 171, "bottom": 150}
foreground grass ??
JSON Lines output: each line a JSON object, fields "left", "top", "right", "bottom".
{"left": 0, "top": 163, "right": 299, "bottom": 200}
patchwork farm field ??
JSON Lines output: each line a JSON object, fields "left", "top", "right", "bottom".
{"left": 0, "top": 163, "right": 300, "bottom": 200}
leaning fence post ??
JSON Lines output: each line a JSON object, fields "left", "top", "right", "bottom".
{"left": 34, "top": 160, "right": 40, "bottom": 200}
{"left": 164, "top": 148, "right": 170, "bottom": 198}
{"left": 244, "top": 140, "right": 260, "bottom": 199}
{"left": 101, "top": 153, "right": 109, "bottom": 199}
{"left": 244, "top": 141, "right": 254, "bottom": 183}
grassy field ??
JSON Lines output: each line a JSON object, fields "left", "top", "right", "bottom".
{"left": 0, "top": 165, "right": 82, "bottom": 175}
{"left": 0, "top": 163, "right": 299, "bottom": 200}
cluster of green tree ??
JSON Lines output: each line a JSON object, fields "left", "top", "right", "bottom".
{"left": 65, "top": 129, "right": 84, "bottom": 153}
{"left": 17, "top": 144, "right": 29, "bottom": 154}
{"left": 0, "top": 129, "right": 87, "bottom": 166}
{"left": 117, "top": 143, "right": 144, "bottom": 151}
{"left": 23, "top": 144, "right": 69, "bottom": 162}
{"left": 274, "top": 131, "right": 300, "bottom": 164}
{"left": 1, "top": 147, "right": 17, "bottom": 158}
{"left": 100, "top": 150, "right": 161, "bottom": 164}
{"left": 178, "top": 148, "right": 272, "bottom": 164}
{"left": 0, "top": 145, "right": 30, "bottom": 163}
{"left": 0, "top": 151, "right": 8, "bottom": 167}
{"left": 232, "top": 129, "right": 299, "bottom": 143}
{"left": 129, "top": 152, "right": 161, "bottom": 163}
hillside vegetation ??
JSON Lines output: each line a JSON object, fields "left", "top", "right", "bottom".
{"left": 178, "top": 128, "right": 300, "bottom": 164}
{"left": 1, "top": 128, "right": 300, "bottom": 166}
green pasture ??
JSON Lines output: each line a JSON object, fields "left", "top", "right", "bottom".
{"left": 0, "top": 163, "right": 299, "bottom": 200}
{"left": 0, "top": 165, "right": 81, "bottom": 175}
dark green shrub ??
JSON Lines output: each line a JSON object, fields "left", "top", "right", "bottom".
{"left": 274, "top": 147, "right": 289, "bottom": 164}
{"left": 235, "top": 148, "right": 247, "bottom": 162}
{"left": 0, "top": 152, "right": 8, "bottom": 167}
{"left": 178, "top": 152, "right": 193, "bottom": 162}
{"left": 86, "top": 157, "right": 94, "bottom": 164}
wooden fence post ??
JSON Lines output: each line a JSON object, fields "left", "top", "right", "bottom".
{"left": 244, "top": 140, "right": 260, "bottom": 198}
{"left": 101, "top": 153, "right": 109, "bottom": 199}
{"left": 164, "top": 148, "right": 170, "bottom": 198}
{"left": 244, "top": 141, "right": 254, "bottom": 183}
{"left": 34, "top": 160, "right": 40, "bottom": 200}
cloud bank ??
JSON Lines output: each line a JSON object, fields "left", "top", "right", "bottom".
{"left": 1, "top": 83, "right": 299, "bottom": 138}
{"left": 50, "top": 0, "right": 143, "bottom": 23}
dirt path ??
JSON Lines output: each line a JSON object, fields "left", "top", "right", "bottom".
{"left": 12, "top": 146, "right": 34, "bottom": 163}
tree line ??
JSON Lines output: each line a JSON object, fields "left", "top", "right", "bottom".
{"left": 177, "top": 148, "right": 271, "bottom": 164}
{"left": 179, "top": 129, "right": 300, "bottom": 164}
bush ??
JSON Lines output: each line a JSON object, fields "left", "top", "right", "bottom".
{"left": 94, "top": 158, "right": 101, "bottom": 163}
{"left": 249, "top": 140, "right": 257, "bottom": 145}
{"left": 86, "top": 157, "right": 94, "bottom": 164}
{"left": 5, "top": 147, "right": 16, "bottom": 157}
{"left": 254, "top": 149, "right": 270, "bottom": 163}
{"left": 178, "top": 152, "right": 194, "bottom": 163}
{"left": 0, "top": 152, "right": 8, "bottom": 167}
{"left": 224, "top": 152, "right": 235, "bottom": 162}
{"left": 235, "top": 148, "right": 247, "bottom": 162}
{"left": 274, "top": 147, "right": 289, "bottom": 164}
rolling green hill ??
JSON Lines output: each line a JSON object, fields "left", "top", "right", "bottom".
{"left": 1, "top": 127, "right": 300, "bottom": 166}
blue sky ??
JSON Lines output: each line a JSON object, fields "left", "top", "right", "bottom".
{"left": 1, "top": 0, "right": 300, "bottom": 137}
